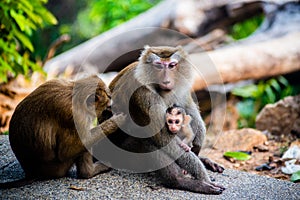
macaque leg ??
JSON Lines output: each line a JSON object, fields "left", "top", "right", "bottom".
{"left": 76, "top": 152, "right": 110, "bottom": 178}
{"left": 199, "top": 157, "right": 224, "bottom": 173}
{"left": 158, "top": 161, "right": 225, "bottom": 194}
{"left": 191, "top": 132, "right": 224, "bottom": 173}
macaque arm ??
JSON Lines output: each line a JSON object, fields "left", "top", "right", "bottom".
{"left": 184, "top": 97, "right": 224, "bottom": 173}
{"left": 184, "top": 97, "right": 206, "bottom": 153}
{"left": 182, "top": 125, "right": 194, "bottom": 146}
{"left": 84, "top": 113, "right": 125, "bottom": 148}
{"left": 182, "top": 114, "right": 194, "bottom": 145}
{"left": 184, "top": 115, "right": 192, "bottom": 125}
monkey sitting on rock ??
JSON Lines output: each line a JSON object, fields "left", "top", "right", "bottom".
{"left": 165, "top": 104, "right": 195, "bottom": 152}
{"left": 107, "top": 45, "right": 225, "bottom": 194}
{"left": 0, "top": 75, "right": 125, "bottom": 189}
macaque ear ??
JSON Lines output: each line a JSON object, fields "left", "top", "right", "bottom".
{"left": 144, "top": 45, "right": 150, "bottom": 50}
{"left": 184, "top": 115, "right": 192, "bottom": 124}
{"left": 172, "top": 45, "right": 186, "bottom": 60}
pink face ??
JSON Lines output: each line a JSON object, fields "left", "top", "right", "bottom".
{"left": 153, "top": 59, "right": 178, "bottom": 91}
{"left": 166, "top": 111, "right": 183, "bottom": 133}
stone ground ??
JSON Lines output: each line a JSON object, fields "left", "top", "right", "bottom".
{"left": 1, "top": 135, "right": 299, "bottom": 200}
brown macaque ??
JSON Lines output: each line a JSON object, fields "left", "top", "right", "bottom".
{"left": 106, "top": 45, "right": 225, "bottom": 194}
{"left": 166, "top": 105, "right": 194, "bottom": 152}
{"left": 0, "top": 75, "right": 125, "bottom": 189}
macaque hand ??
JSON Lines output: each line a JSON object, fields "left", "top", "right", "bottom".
{"left": 111, "top": 113, "right": 127, "bottom": 126}
{"left": 179, "top": 142, "right": 191, "bottom": 152}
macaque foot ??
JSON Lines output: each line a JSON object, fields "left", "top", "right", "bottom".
{"left": 185, "top": 180, "right": 225, "bottom": 194}
{"left": 179, "top": 143, "right": 191, "bottom": 152}
{"left": 203, "top": 181, "right": 226, "bottom": 194}
{"left": 94, "top": 162, "right": 111, "bottom": 174}
{"left": 200, "top": 157, "right": 224, "bottom": 173}
{"left": 211, "top": 181, "right": 226, "bottom": 191}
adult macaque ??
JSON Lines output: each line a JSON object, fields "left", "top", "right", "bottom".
{"left": 107, "top": 45, "right": 225, "bottom": 194}
{"left": 0, "top": 75, "right": 125, "bottom": 189}
{"left": 166, "top": 105, "right": 194, "bottom": 152}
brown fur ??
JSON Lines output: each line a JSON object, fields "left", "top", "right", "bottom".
{"left": 0, "top": 75, "right": 125, "bottom": 189}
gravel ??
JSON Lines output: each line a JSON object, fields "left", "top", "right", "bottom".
{"left": 1, "top": 135, "right": 299, "bottom": 199}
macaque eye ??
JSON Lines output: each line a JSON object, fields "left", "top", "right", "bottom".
{"left": 153, "top": 61, "right": 163, "bottom": 70}
{"left": 167, "top": 119, "right": 173, "bottom": 124}
{"left": 168, "top": 62, "right": 177, "bottom": 69}
{"left": 175, "top": 120, "right": 180, "bottom": 124}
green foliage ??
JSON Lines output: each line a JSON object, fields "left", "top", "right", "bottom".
{"left": 230, "top": 14, "right": 264, "bottom": 40}
{"left": 224, "top": 151, "right": 251, "bottom": 161}
{"left": 31, "top": 0, "right": 161, "bottom": 60}
{"left": 291, "top": 170, "right": 300, "bottom": 183}
{"left": 0, "top": 0, "right": 57, "bottom": 82}
{"left": 73, "top": 0, "right": 161, "bottom": 38}
{"left": 232, "top": 76, "right": 294, "bottom": 128}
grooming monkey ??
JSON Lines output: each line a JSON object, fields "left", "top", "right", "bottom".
{"left": 107, "top": 45, "right": 225, "bottom": 194}
{"left": 166, "top": 105, "right": 194, "bottom": 152}
{"left": 0, "top": 75, "right": 125, "bottom": 189}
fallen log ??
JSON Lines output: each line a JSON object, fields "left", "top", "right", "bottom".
{"left": 43, "top": 0, "right": 300, "bottom": 92}
{"left": 43, "top": 0, "right": 267, "bottom": 77}
{"left": 191, "top": 32, "right": 300, "bottom": 90}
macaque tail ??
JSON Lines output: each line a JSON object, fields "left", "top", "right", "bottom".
{"left": 0, "top": 178, "right": 37, "bottom": 189}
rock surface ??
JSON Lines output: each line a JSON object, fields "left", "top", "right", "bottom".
{"left": 256, "top": 95, "right": 300, "bottom": 136}
{"left": 212, "top": 128, "right": 267, "bottom": 151}
{"left": 1, "top": 135, "right": 299, "bottom": 199}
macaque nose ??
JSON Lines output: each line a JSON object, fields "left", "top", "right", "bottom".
{"left": 163, "top": 81, "right": 170, "bottom": 85}
{"left": 171, "top": 124, "right": 177, "bottom": 130}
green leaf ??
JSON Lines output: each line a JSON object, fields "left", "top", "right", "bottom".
{"left": 19, "top": 0, "right": 33, "bottom": 11}
{"left": 291, "top": 170, "right": 300, "bottom": 182}
{"left": 224, "top": 151, "right": 251, "bottom": 161}
{"left": 232, "top": 85, "right": 258, "bottom": 98}
{"left": 12, "top": 29, "right": 34, "bottom": 52}
{"left": 278, "top": 76, "right": 289, "bottom": 87}
{"left": 43, "top": 11, "right": 58, "bottom": 25}
{"left": 236, "top": 99, "right": 255, "bottom": 118}
{"left": 269, "top": 79, "right": 281, "bottom": 92}
{"left": 35, "top": 7, "right": 57, "bottom": 26}
{"left": 265, "top": 85, "right": 276, "bottom": 103}
{"left": 10, "top": 9, "right": 26, "bottom": 31}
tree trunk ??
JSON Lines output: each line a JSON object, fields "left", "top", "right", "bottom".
{"left": 191, "top": 32, "right": 300, "bottom": 90}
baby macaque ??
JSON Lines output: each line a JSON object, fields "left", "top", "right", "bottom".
{"left": 166, "top": 105, "right": 195, "bottom": 152}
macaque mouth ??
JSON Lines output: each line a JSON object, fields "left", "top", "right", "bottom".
{"left": 159, "top": 83, "right": 174, "bottom": 91}
{"left": 167, "top": 128, "right": 177, "bottom": 134}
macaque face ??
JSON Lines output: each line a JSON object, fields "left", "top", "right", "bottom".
{"left": 153, "top": 57, "right": 178, "bottom": 91}
{"left": 94, "top": 89, "right": 112, "bottom": 118}
{"left": 166, "top": 108, "right": 184, "bottom": 133}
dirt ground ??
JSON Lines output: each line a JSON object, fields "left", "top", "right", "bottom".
{"left": 202, "top": 139, "right": 291, "bottom": 181}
